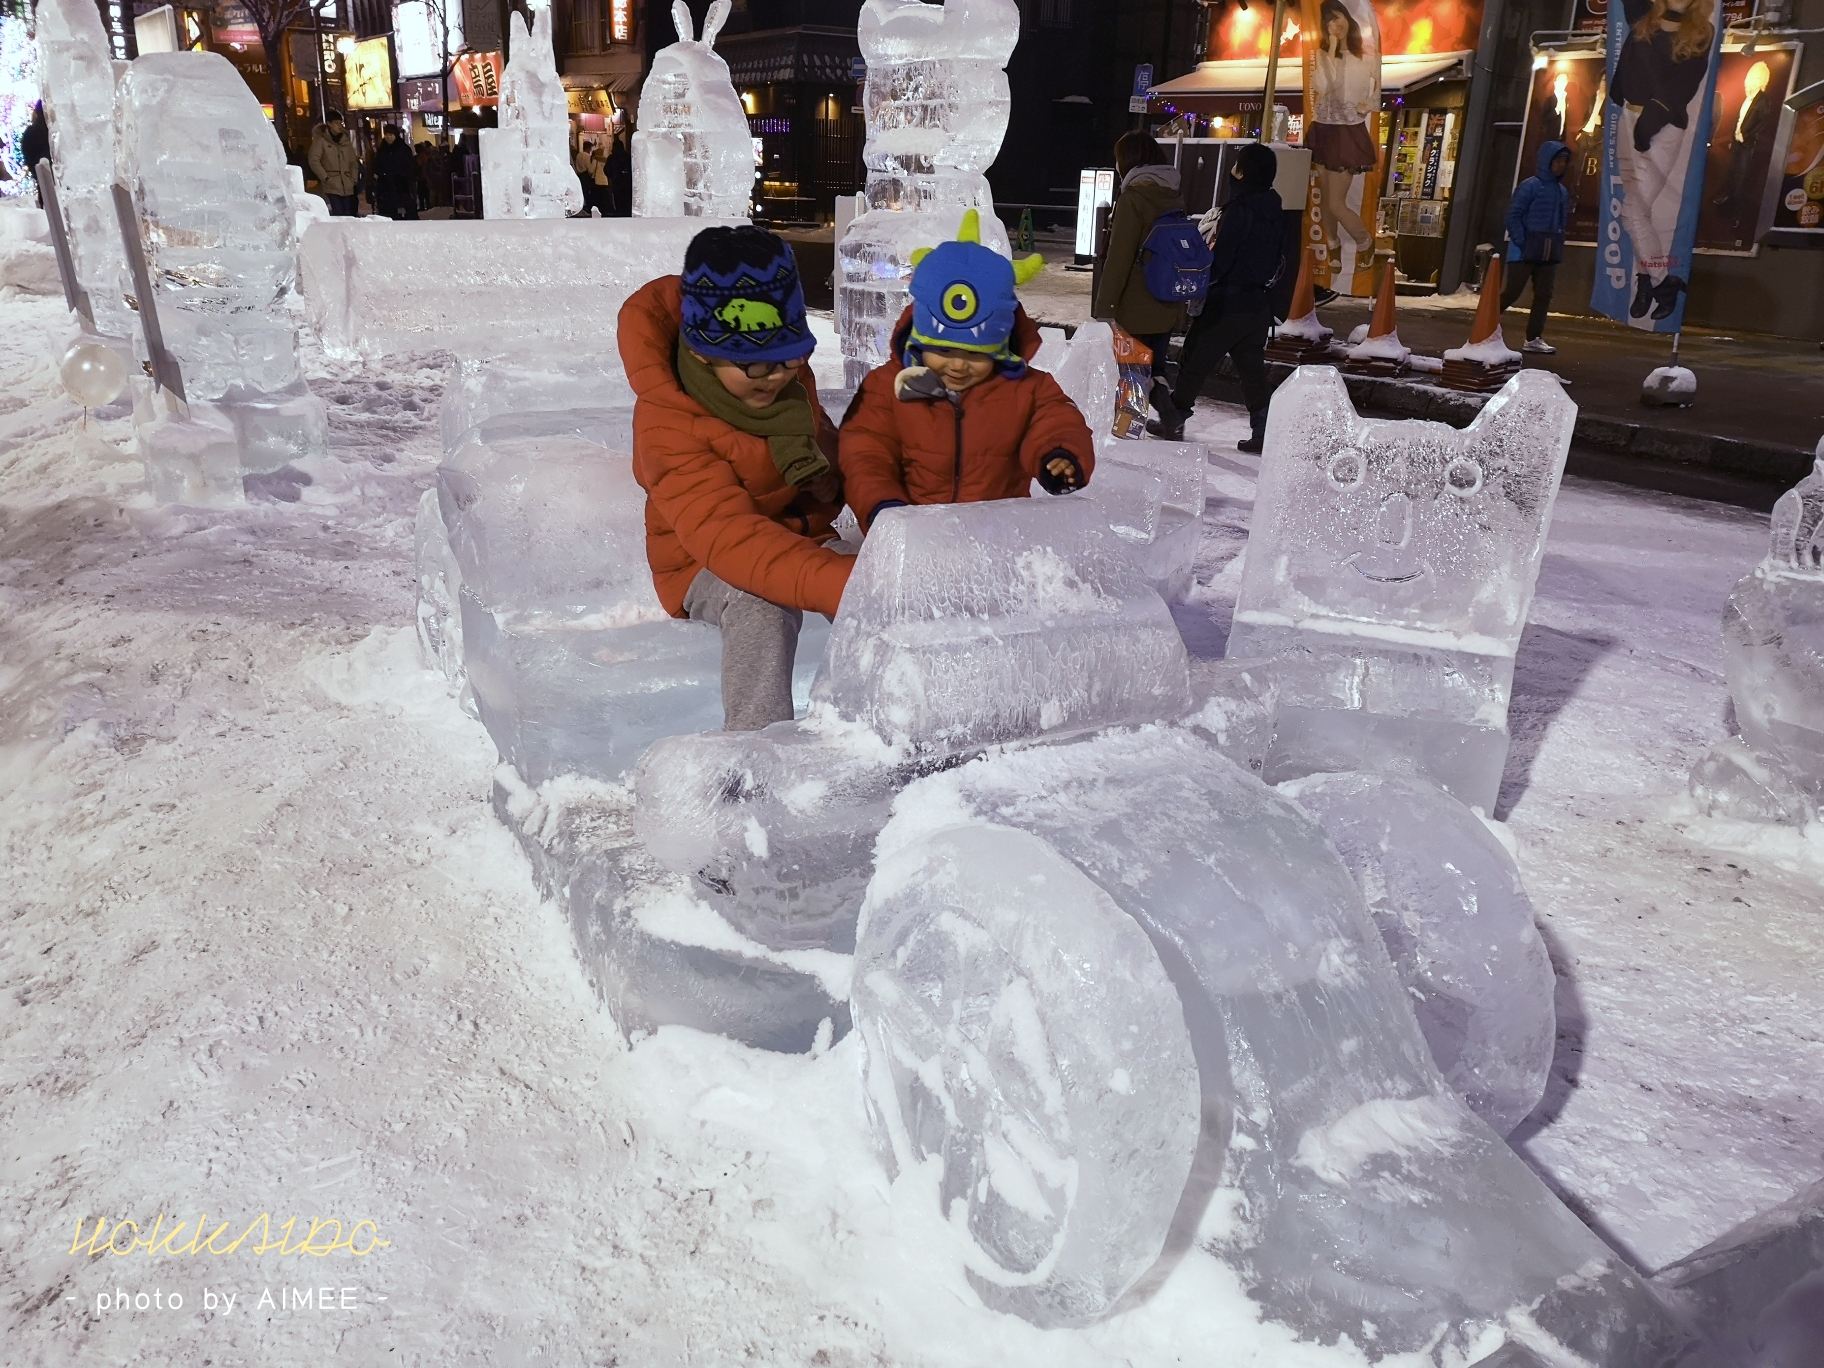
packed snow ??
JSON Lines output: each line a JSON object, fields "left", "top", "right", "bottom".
{"left": 3, "top": 287, "right": 1823, "bottom": 1363}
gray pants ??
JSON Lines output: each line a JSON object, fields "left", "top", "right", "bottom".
{"left": 683, "top": 568, "right": 803, "bottom": 731}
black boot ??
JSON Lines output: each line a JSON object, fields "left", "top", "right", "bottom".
{"left": 1629, "top": 272, "right": 1655, "bottom": 319}
{"left": 1146, "top": 391, "right": 1188, "bottom": 441}
{"left": 1236, "top": 407, "right": 1268, "bottom": 455}
{"left": 1649, "top": 274, "right": 1687, "bottom": 322}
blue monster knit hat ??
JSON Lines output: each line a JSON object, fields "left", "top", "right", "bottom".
{"left": 680, "top": 226, "right": 814, "bottom": 365}
{"left": 904, "top": 209, "right": 1044, "bottom": 374}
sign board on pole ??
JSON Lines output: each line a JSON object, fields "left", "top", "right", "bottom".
{"left": 851, "top": 57, "right": 866, "bottom": 83}
{"left": 1129, "top": 63, "right": 1153, "bottom": 115}
{"left": 1076, "top": 166, "right": 1116, "bottom": 258}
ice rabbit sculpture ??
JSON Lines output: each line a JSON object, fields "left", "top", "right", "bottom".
{"left": 632, "top": 0, "right": 754, "bottom": 218}
{"left": 1690, "top": 446, "right": 1824, "bottom": 824}
{"left": 1225, "top": 366, "right": 1577, "bottom": 812}
{"left": 837, "top": 0, "right": 1020, "bottom": 385}
{"left": 480, "top": 3, "right": 584, "bottom": 221}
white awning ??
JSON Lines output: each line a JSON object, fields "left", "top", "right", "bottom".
{"left": 1150, "top": 51, "right": 1472, "bottom": 99}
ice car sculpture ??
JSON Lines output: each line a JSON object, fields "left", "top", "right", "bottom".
{"left": 35, "top": 0, "right": 131, "bottom": 339}
{"left": 115, "top": 51, "right": 329, "bottom": 500}
{"left": 855, "top": 733, "right": 1693, "bottom": 1355}
{"left": 1225, "top": 366, "right": 1577, "bottom": 813}
{"left": 837, "top": 0, "right": 1020, "bottom": 385}
{"left": 632, "top": 0, "right": 754, "bottom": 218}
{"left": 1689, "top": 444, "right": 1824, "bottom": 826}
{"left": 480, "top": 3, "right": 583, "bottom": 221}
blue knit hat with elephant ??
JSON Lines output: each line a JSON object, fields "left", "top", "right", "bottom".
{"left": 904, "top": 209, "right": 1045, "bottom": 374}
{"left": 680, "top": 225, "right": 813, "bottom": 364}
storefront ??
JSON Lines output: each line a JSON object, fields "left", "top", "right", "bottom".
{"left": 1151, "top": 0, "right": 1483, "bottom": 291}
{"left": 716, "top": 26, "right": 864, "bottom": 222}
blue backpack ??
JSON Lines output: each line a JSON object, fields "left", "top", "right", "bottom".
{"left": 1140, "top": 210, "right": 1213, "bottom": 304}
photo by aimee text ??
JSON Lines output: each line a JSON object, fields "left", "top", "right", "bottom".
{"left": 70, "top": 1213, "right": 390, "bottom": 1259}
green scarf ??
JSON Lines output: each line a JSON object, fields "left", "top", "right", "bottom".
{"left": 675, "top": 340, "right": 829, "bottom": 488}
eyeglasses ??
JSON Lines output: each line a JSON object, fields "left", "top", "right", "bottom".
{"left": 718, "top": 357, "right": 805, "bottom": 380}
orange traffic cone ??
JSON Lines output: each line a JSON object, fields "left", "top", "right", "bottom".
{"left": 1367, "top": 261, "right": 1399, "bottom": 339}
{"left": 1467, "top": 255, "right": 1506, "bottom": 347}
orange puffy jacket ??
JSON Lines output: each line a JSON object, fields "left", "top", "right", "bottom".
{"left": 621, "top": 276, "right": 853, "bottom": 620}
{"left": 838, "top": 305, "right": 1096, "bottom": 529}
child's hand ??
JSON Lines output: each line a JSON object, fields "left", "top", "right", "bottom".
{"left": 1038, "top": 454, "right": 1082, "bottom": 494}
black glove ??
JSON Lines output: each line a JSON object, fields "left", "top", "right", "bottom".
{"left": 1037, "top": 451, "right": 1084, "bottom": 495}
{"left": 1634, "top": 100, "right": 1673, "bottom": 153}
{"left": 867, "top": 498, "right": 908, "bottom": 529}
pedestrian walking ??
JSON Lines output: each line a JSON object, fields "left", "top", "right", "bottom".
{"left": 1149, "top": 141, "right": 1285, "bottom": 454}
{"left": 308, "top": 111, "right": 360, "bottom": 217}
{"left": 20, "top": 103, "right": 50, "bottom": 202}
{"left": 1092, "top": 131, "right": 1189, "bottom": 417}
{"left": 373, "top": 124, "right": 419, "bottom": 220}
{"left": 1502, "top": 139, "right": 1571, "bottom": 353}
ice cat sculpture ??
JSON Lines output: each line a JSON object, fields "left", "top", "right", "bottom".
{"left": 836, "top": 0, "right": 1021, "bottom": 385}
{"left": 1225, "top": 366, "right": 1577, "bottom": 813}
{"left": 1689, "top": 443, "right": 1824, "bottom": 826}
{"left": 632, "top": 0, "right": 754, "bottom": 218}
{"left": 480, "top": 1, "right": 583, "bottom": 221}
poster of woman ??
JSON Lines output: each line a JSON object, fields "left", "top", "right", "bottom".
{"left": 1302, "top": 0, "right": 1383, "bottom": 294}
{"left": 1696, "top": 47, "right": 1795, "bottom": 250}
{"left": 1593, "top": 0, "right": 1728, "bottom": 330}
{"left": 1520, "top": 54, "right": 1608, "bottom": 242}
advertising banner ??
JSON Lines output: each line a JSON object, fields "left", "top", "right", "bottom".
{"left": 450, "top": 49, "right": 503, "bottom": 108}
{"left": 1774, "top": 86, "right": 1824, "bottom": 232}
{"left": 209, "top": 1, "right": 261, "bottom": 47}
{"left": 1591, "top": 0, "right": 1728, "bottom": 331}
{"left": 1300, "top": 0, "right": 1384, "bottom": 295}
{"left": 1519, "top": 52, "right": 1608, "bottom": 243}
{"left": 345, "top": 35, "right": 395, "bottom": 112}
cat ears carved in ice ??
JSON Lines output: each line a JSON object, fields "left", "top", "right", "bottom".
{"left": 671, "top": 0, "right": 731, "bottom": 47}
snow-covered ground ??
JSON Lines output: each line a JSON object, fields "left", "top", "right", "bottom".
{"left": 2, "top": 287, "right": 1820, "bottom": 1366}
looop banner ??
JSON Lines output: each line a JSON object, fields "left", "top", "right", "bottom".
{"left": 1300, "top": 0, "right": 1383, "bottom": 297}
{"left": 1592, "top": 0, "right": 1728, "bottom": 330}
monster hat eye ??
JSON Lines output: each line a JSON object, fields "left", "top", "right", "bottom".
{"left": 942, "top": 281, "right": 978, "bottom": 322}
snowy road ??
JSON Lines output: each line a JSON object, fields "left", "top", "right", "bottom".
{"left": 2, "top": 292, "right": 1820, "bottom": 1366}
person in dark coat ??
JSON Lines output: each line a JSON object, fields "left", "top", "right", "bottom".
{"left": 605, "top": 125, "right": 633, "bottom": 217}
{"left": 1502, "top": 139, "right": 1571, "bottom": 353}
{"left": 1712, "top": 59, "right": 1775, "bottom": 226}
{"left": 21, "top": 103, "right": 50, "bottom": 200}
{"left": 1149, "top": 141, "right": 1284, "bottom": 453}
{"left": 372, "top": 124, "right": 419, "bottom": 220}
{"left": 1093, "top": 131, "right": 1188, "bottom": 407}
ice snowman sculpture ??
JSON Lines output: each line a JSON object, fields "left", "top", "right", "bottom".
{"left": 836, "top": 0, "right": 1022, "bottom": 387}
{"left": 632, "top": 0, "right": 754, "bottom": 218}
{"left": 1690, "top": 443, "right": 1824, "bottom": 825}
{"left": 1224, "top": 365, "right": 1578, "bottom": 813}
{"left": 479, "top": 0, "right": 583, "bottom": 221}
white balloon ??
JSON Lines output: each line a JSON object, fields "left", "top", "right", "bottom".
{"left": 59, "top": 340, "right": 130, "bottom": 409}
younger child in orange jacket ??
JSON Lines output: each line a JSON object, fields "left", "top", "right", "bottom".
{"left": 839, "top": 211, "right": 1095, "bottom": 531}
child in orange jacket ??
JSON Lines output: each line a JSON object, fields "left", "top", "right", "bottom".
{"left": 839, "top": 211, "right": 1095, "bottom": 531}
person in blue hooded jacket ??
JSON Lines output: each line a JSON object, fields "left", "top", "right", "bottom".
{"left": 1501, "top": 140, "right": 1571, "bottom": 354}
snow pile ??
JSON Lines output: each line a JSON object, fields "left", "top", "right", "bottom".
{"left": 1226, "top": 367, "right": 1577, "bottom": 812}
{"left": 479, "top": 3, "right": 583, "bottom": 220}
{"left": 1444, "top": 332, "right": 1522, "bottom": 366}
{"left": 632, "top": 0, "right": 754, "bottom": 218}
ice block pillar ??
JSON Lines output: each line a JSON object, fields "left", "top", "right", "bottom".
{"left": 1225, "top": 367, "right": 1576, "bottom": 812}
{"left": 836, "top": 0, "right": 1020, "bottom": 386}
{"left": 479, "top": 2, "right": 583, "bottom": 220}
{"left": 115, "top": 52, "right": 328, "bottom": 493}
{"left": 631, "top": 0, "right": 754, "bottom": 219}
{"left": 35, "top": 0, "right": 132, "bottom": 338}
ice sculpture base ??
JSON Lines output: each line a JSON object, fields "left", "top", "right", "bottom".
{"left": 1227, "top": 618, "right": 1515, "bottom": 812}
{"left": 494, "top": 774, "right": 849, "bottom": 1054}
{"left": 1688, "top": 735, "right": 1818, "bottom": 827}
{"left": 137, "top": 404, "right": 244, "bottom": 506}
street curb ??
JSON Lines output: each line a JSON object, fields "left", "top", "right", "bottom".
{"left": 1226, "top": 360, "right": 1817, "bottom": 489}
